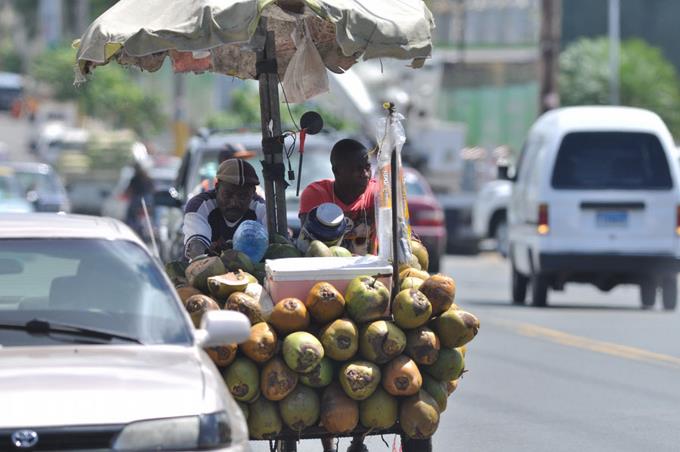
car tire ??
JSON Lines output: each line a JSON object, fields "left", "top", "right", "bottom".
{"left": 531, "top": 273, "right": 548, "bottom": 307}
{"left": 661, "top": 276, "right": 677, "bottom": 311}
{"left": 511, "top": 262, "right": 528, "bottom": 305}
{"left": 492, "top": 215, "right": 509, "bottom": 258}
{"left": 639, "top": 279, "right": 657, "bottom": 309}
{"left": 428, "top": 250, "right": 441, "bottom": 273}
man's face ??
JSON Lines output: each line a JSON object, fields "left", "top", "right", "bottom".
{"left": 334, "top": 152, "right": 371, "bottom": 192}
{"left": 216, "top": 182, "right": 255, "bottom": 221}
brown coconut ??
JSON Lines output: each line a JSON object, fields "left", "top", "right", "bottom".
{"left": 305, "top": 282, "right": 346, "bottom": 324}
{"left": 205, "top": 343, "right": 237, "bottom": 367}
{"left": 269, "top": 298, "right": 310, "bottom": 334}
{"left": 176, "top": 285, "right": 203, "bottom": 306}
{"left": 185, "top": 294, "right": 220, "bottom": 328}
{"left": 381, "top": 355, "right": 422, "bottom": 396}
{"left": 419, "top": 274, "right": 456, "bottom": 315}
{"left": 240, "top": 322, "right": 278, "bottom": 363}
{"left": 260, "top": 357, "right": 298, "bottom": 401}
{"left": 225, "top": 292, "right": 265, "bottom": 325}
{"left": 320, "top": 383, "right": 359, "bottom": 434}
{"left": 404, "top": 326, "right": 441, "bottom": 365}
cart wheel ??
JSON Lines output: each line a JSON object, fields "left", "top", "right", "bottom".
{"left": 401, "top": 435, "right": 432, "bottom": 452}
{"left": 278, "top": 439, "right": 298, "bottom": 452}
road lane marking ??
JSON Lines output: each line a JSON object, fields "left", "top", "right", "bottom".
{"left": 489, "top": 319, "right": 680, "bottom": 369}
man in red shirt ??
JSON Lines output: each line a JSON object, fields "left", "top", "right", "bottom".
{"left": 299, "top": 138, "right": 376, "bottom": 256}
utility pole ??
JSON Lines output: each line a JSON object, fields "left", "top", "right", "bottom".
{"left": 539, "top": 0, "right": 561, "bottom": 113}
{"left": 173, "top": 74, "right": 189, "bottom": 156}
{"left": 608, "top": 0, "right": 620, "bottom": 105}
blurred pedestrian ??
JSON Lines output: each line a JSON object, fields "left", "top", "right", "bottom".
{"left": 125, "top": 162, "right": 155, "bottom": 238}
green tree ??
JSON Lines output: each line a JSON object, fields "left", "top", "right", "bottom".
{"left": 206, "top": 85, "right": 357, "bottom": 132}
{"left": 560, "top": 37, "right": 680, "bottom": 135}
{"left": 31, "top": 44, "right": 165, "bottom": 137}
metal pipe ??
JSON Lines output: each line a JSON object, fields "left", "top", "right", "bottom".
{"left": 608, "top": 0, "right": 620, "bottom": 105}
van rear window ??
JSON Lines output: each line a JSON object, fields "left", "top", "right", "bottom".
{"left": 551, "top": 132, "right": 673, "bottom": 190}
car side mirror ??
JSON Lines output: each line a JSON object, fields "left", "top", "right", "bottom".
{"left": 154, "top": 187, "right": 183, "bottom": 209}
{"left": 198, "top": 310, "right": 251, "bottom": 346}
{"left": 497, "top": 164, "right": 510, "bottom": 181}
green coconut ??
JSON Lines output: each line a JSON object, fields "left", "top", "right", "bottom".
{"left": 431, "top": 308, "right": 480, "bottom": 348}
{"left": 422, "top": 375, "right": 449, "bottom": 412}
{"left": 185, "top": 256, "right": 226, "bottom": 292}
{"left": 305, "top": 240, "right": 332, "bottom": 257}
{"left": 329, "top": 246, "right": 352, "bottom": 257}
{"left": 424, "top": 347, "right": 465, "bottom": 382}
{"left": 264, "top": 243, "right": 302, "bottom": 259}
{"left": 359, "top": 320, "right": 406, "bottom": 364}
{"left": 207, "top": 271, "right": 249, "bottom": 300}
{"left": 319, "top": 318, "right": 359, "bottom": 361}
{"left": 220, "top": 249, "right": 255, "bottom": 274}
{"left": 164, "top": 260, "right": 189, "bottom": 286}
{"left": 339, "top": 360, "right": 381, "bottom": 400}
{"left": 279, "top": 385, "right": 321, "bottom": 432}
{"left": 223, "top": 358, "right": 260, "bottom": 402}
{"left": 248, "top": 397, "right": 282, "bottom": 439}
{"left": 345, "top": 276, "right": 391, "bottom": 323}
{"left": 392, "top": 288, "right": 432, "bottom": 329}
{"left": 299, "top": 357, "right": 334, "bottom": 388}
{"left": 400, "top": 277, "right": 425, "bottom": 291}
{"left": 399, "top": 390, "right": 440, "bottom": 439}
{"left": 359, "top": 386, "right": 398, "bottom": 430}
{"left": 282, "top": 331, "right": 324, "bottom": 373}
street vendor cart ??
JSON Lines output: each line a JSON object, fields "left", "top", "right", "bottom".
{"left": 73, "top": 2, "right": 481, "bottom": 451}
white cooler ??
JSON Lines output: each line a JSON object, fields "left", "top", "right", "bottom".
{"left": 264, "top": 255, "right": 393, "bottom": 304}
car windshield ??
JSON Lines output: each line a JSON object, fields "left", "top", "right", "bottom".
{"left": 0, "top": 175, "right": 21, "bottom": 199}
{"left": 0, "top": 238, "right": 193, "bottom": 347}
{"left": 404, "top": 171, "right": 428, "bottom": 196}
{"left": 14, "top": 170, "right": 63, "bottom": 194}
{"left": 551, "top": 132, "right": 673, "bottom": 190}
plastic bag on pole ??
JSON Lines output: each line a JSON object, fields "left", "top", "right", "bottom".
{"left": 375, "top": 111, "right": 413, "bottom": 265}
{"left": 281, "top": 21, "right": 329, "bottom": 103}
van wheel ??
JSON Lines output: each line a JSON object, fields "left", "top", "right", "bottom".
{"left": 531, "top": 274, "right": 548, "bottom": 307}
{"left": 661, "top": 276, "right": 677, "bottom": 311}
{"left": 511, "top": 263, "right": 528, "bottom": 305}
{"left": 639, "top": 280, "right": 657, "bottom": 309}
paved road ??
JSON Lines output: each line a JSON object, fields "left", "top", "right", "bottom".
{"left": 253, "top": 253, "right": 680, "bottom": 452}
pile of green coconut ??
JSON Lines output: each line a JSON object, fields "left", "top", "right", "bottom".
{"left": 164, "top": 240, "right": 480, "bottom": 441}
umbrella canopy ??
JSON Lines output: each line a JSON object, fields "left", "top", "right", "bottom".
{"left": 75, "top": 0, "right": 434, "bottom": 86}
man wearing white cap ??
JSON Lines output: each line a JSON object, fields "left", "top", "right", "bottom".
{"left": 183, "top": 158, "right": 266, "bottom": 260}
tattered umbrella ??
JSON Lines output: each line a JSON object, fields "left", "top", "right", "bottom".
{"left": 74, "top": 0, "right": 434, "bottom": 237}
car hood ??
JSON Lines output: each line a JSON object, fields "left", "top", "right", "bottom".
{"left": 0, "top": 345, "right": 211, "bottom": 428}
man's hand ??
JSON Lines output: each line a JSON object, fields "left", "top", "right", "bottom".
{"left": 186, "top": 239, "right": 209, "bottom": 261}
{"left": 208, "top": 238, "right": 228, "bottom": 256}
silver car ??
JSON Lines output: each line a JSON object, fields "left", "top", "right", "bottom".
{"left": 0, "top": 213, "right": 251, "bottom": 451}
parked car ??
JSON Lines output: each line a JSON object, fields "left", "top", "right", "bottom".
{"left": 0, "top": 166, "right": 34, "bottom": 213}
{"left": 0, "top": 213, "right": 251, "bottom": 451}
{"left": 507, "top": 106, "right": 680, "bottom": 310}
{"left": 472, "top": 178, "right": 512, "bottom": 257}
{"left": 6, "top": 161, "right": 71, "bottom": 213}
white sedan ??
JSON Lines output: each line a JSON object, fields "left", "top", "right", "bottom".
{"left": 0, "top": 213, "right": 251, "bottom": 451}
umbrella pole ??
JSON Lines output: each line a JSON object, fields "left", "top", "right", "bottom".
{"left": 257, "top": 19, "right": 288, "bottom": 240}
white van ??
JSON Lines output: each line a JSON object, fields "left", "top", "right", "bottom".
{"left": 507, "top": 106, "right": 680, "bottom": 310}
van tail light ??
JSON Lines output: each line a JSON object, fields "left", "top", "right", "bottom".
{"left": 676, "top": 205, "right": 680, "bottom": 235}
{"left": 537, "top": 203, "right": 550, "bottom": 235}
